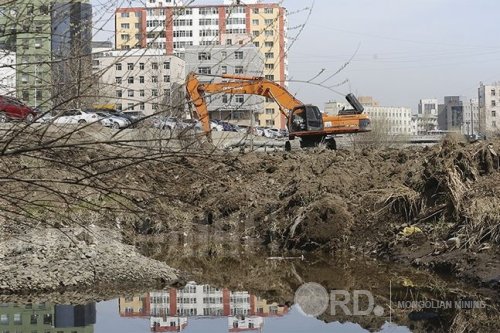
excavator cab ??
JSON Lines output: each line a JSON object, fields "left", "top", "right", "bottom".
{"left": 289, "top": 105, "right": 324, "bottom": 133}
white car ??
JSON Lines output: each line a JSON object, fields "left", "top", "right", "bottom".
{"left": 262, "top": 128, "right": 278, "bottom": 138}
{"left": 52, "top": 109, "right": 100, "bottom": 125}
{"left": 210, "top": 121, "right": 224, "bottom": 131}
{"left": 99, "top": 112, "right": 131, "bottom": 129}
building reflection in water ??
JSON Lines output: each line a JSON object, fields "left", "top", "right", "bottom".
{"left": 0, "top": 302, "right": 96, "bottom": 333}
{"left": 119, "top": 282, "right": 289, "bottom": 332}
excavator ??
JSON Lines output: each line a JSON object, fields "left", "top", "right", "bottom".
{"left": 185, "top": 72, "right": 370, "bottom": 150}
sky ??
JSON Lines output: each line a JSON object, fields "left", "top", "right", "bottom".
{"left": 91, "top": 0, "right": 500, "bottom": 112}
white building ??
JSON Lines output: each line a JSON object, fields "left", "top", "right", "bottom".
{"left": 0, "top": 50, "right": 16, "bottom": 96}
{"left": 363, "top": 106, "right": 413, "bottom": 136}
{"left": 417, "top": 98, "right": 438, "bottom": 134}
{"left": 92, "top": 48, "right": 185, "bottom": 115}
{"left": 478, "top": 82, "right": 500, "bottom": 134}
{"left": 324, "top": 100, "right": 347, "bottom": 115}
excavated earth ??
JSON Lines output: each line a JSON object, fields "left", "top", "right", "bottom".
{"left": 0, "top": 127, "right": 499, "bottom": 331}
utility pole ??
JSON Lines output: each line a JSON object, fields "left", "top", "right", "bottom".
{"left": 470, "top": 98, "right": 474, "bottom": 137}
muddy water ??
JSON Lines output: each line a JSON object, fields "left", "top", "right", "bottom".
{"left": 1, "top": 240, "right": 496, "bottom": 333}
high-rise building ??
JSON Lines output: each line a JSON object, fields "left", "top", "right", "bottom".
{"left": 478, "top": 82, "right": 500, "bottom": 135}
{"left": 0, "top": 0, "right": 92, "bottom": 111}
{"left": 416, "top": 98, "right": 438, "bottom": 134}
{"left": 115, "top": 0, "right": 288, "bottom": 128}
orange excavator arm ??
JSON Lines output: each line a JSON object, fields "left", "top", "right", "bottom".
{"left": 185, "top": 71, "right": 304, "bottom": 137}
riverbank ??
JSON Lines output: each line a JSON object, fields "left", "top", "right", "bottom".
{"left": 0, "top": 127, "right": 498, "bottom": 310}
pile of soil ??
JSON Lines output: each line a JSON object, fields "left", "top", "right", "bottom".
{"left": 0, "top": 127, "right": 499, "bottom": 296}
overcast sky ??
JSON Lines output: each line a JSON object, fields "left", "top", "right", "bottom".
{"left": 92, "top": 0, "right": 500, "bottom": 112}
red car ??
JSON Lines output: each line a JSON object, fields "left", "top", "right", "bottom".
{"left": 0, "top": 95, "right": 37, "bottom": 123}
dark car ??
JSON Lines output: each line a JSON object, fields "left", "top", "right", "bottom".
{"left": 0, "top": 95, "right": 37, "bottom": 123}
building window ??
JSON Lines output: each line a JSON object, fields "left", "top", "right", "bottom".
{"left": 21, "top": 73, "right": 28, "bottom": 83}
{"left": 140, "top": 102, "right": 145, "bottom": 110}
{"left": 116, "top": 77, "right": 122, "bottom": 84}
{"left": 139, "top": 63, "right": 144, "bottom": 70}
{"left": 127, "top": 63, "right": 134, "bottom": 70}
{"left": 128, "top": 76, "right": 134, "bottom": 84}
{"left": 151, "top": 76, "right": 158, "bottom": 83}
{"left": 128, "top": 90, "right": 134, "bottom": 97}
{"left": 265, "top": 30, "right": 274, "bottom": 37}
{"left": 198, "top": 52, "right": 211, "bottom": 60}
{"left": 40, "top": 4, "right": 49, "bottom": 14}
{"left": 222, "top": 95, "right": 228, "bottom": 103}
{"left": 121, "top": 12, "right": 129, "bottom": 18}
{"left": 253, "top": 8, "right": 259, "bottom": 14}
{"left": 152, "top": 89, "right": 158, "bottom": 96}
{"left": 152, "top": 103, "right": 158, "bottom": 110}
{"left": 116, "top": 90, "right": 122, "bottom": 97}
{"left": 265, "top": 52, "right": 274, "bottom": 59}
{"left": 252, "top": 30, "right": 259, "bottom": 38}
{"left": 163, "top": 62, "right": 170, "bottom": 69}
{"left": 266, "top": 119, "right": 275, "bottom": 126}
{"left": 265, "top": 63, "right": 274, "bottom": 69}
{"left": 128, "top": 103, "right": 134, "bottom": 110}
{"left": 121, "top": 23, "right": 130, "bottom": 29}
{"left": 151, "top": 62, "right": 158, "bottom": 70}
{"left": 35, "top": 38, "right": 43, "bottom": 48}
{"left": 117, "top": 103, "right": 122, "bottom": 110}
{"left": 139, "top": 76, "right": 144, "bottom": 83}
{"left": 221, "top": 66, "right": 227, "bottom": 74}
{"left": 254, "top": 41, "right": 260, "bottom": 48}
{"left": 493, "top": 110, "right": 497, "bottom": 117}
{"left": 265, "top": 74, "right": 274, "bottom": 81}
{"left": 266, "top": 108, "right": 274, "bottom": 114}
{"left": 493, "top": 121, "right": 497, "bottom": 127}
{"left": 265, "top": 41, "right": 274, "bottom": 47}
{"left": 265, "top": 19, "right": 274, "bottom": 25}
{"left": 252, "top": 19, "right": 259, "bottom": 25}
{"left": 492, "top": 100, "right": 496, "bottom": 107}
{"left": 198, "top": 67, "right": 211, "bottom": 74}
{"left": 235, "top": 66, "right": 243, "bottom": 74}
{"left": 264, "top": 7, "right": 274, "bottom": 14}
{"left": 139, "top": 89, "right": 145, "bottom": 97}
{"left": 116, "top": 63, "right": 122, "bottom": 70}
{"left": 22, "top": 90, "right": 29, "bottom": 101}
{"left": 234, "top": 51, "right": 243, "bottom": 59}
{"left": 226, "top": 39, "right": 232, "bottom": 45}
{"left": 235, "top": 95, "right": 244, "bottom": 103}
{"left": 163, "top": 75, "right": 170, "bottom": 82}
{"left": 491, "top": 89, "right": 496, "bottom": 96}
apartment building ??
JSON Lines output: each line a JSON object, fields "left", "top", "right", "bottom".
{"left": 478, "top": 82, "right": 500, "bottom": 134}
{"left": 92, "top": 48, "right": 185, "bottom": 115}
{"left": 0, "top": 0, "right": 92, "bottom": 111}
{"left": 115, "top": 0, "right": 288, "bottom": 128}
{"left": 0, "top": 50, "right": 16, "bottom": 96}
{"left": 185, "top": 44, "right": 265, "bottom": 125}
{"left": 363, "top": 106, "right": 413, "bottom": 136}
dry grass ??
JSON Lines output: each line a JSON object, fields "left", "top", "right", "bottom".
{"left": 459, "top": 197, "right": 500, "bottom": 248}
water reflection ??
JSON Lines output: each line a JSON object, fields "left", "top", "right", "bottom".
{"left": 0, "top": 303, "right": 95, "bottom": 333}
{"left": 119, "top": 282, "right": 288, "bottom": 332}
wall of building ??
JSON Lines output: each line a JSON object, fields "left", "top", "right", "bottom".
{"left": 478, "top": 82, "right": 500, "bottom": 134}
{"left": 93, "top": 49, "right": 185, "bottom": 115}
{"left": 184, "top": 44, "right": 264, "bottom": 125}
{"left": 363, "top": 106, "right": 413, "bottom": 136}
{"left": 0, "top": 50, "right": 16, "bottom": 96}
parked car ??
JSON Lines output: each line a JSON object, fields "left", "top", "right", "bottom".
{"left": 210, "top": 121, "right": 224, "bottom": 131}
{"left": 0, "top": 95, "right": 37, "bottom": 123}
{"left": 52, "top": 109, "right": 100, "bottom": 124}
{"left": 152, "top": 116, "right": 181, "bottom": 130}
{"left": 254, "top": 126, "right": 265, "bottom": 136}
{"left": 97, "top": 112, "right": 131, "bottom": 129}
{"left": 262, "top": 128, "right": 278, "bottom": 138}
{"left": 179, "top": 119, "right": 202, "bottom": 131}
{"left": 121, "top": 111, "right": 146, "bottom": 127}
